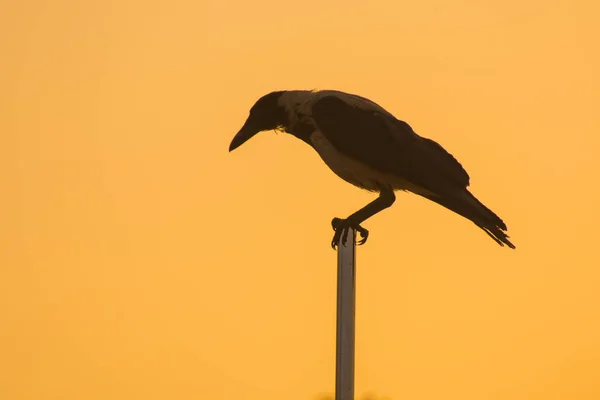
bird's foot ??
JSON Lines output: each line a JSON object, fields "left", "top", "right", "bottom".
{"left": 331, "top": 217, "right": 369, "bottom": 250}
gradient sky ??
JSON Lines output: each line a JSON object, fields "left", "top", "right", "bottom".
{"left": 2, "top": 1, "right": 600, "bottom": 399}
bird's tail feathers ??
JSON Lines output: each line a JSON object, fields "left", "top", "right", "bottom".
{"left": 421, "top": 190, "right": 515, "bottom": 249}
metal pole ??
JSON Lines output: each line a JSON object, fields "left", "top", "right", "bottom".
{"left": 335, "top": 228, "right": 356, "bottom": 400}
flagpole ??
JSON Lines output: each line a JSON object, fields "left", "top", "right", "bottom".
{"left": 335, "top": 228, "right": 356, "bottom": 400}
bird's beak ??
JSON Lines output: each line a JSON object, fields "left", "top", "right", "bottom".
{"left": 229, "top": 121, "right": 258, "bottom": 152}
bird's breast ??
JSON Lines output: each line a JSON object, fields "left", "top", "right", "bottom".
{"left": 309, "top": 130, "right": 389, "bottom": 192}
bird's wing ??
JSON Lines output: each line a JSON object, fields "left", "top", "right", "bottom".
{"left": 311, "top": 95, "right": 470, "bottom": 194}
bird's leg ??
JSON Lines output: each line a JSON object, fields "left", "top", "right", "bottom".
{"left": 331, "top": 186, "right": 396, "bottom": 249}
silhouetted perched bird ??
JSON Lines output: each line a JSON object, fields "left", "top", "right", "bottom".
{"left": 229, "top": 90, "right": 515, "bottom": 250}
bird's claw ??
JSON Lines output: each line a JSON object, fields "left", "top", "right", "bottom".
{"left": 331, "top": 217, "right": 369, "bottom": 250}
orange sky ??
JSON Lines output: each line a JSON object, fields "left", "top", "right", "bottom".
{"left": 2, "top": 1, "right": 600, "bottom": 399}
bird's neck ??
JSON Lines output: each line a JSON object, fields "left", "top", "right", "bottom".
{"left": 277, "top": 90, "right": 316, "bottom": 145}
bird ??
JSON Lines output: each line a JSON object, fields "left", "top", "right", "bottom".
{"left": 228, "top": 89, "right": 515, "bottom": 250}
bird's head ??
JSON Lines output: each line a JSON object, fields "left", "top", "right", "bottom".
{"left": 229, "top": 91, "right": 288, "bottom": 152}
